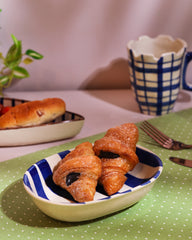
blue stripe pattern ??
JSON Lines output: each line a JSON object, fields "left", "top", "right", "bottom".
{"left": 36, "top": 159, "right": 52, "bottom": 180}
{"left": 23, "top": 147, "right": 163, "bottom": 204}
{"left": 128, "top": 49, "right": 185, "bottom": 115}
{"left": 28, "top": 165, "right": 48, "bottom": 199}
{"left": 23, "top": 174, "right": 32, "bottom": 191}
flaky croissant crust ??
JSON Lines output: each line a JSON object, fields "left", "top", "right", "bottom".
{"left": 53, "top": 142, "right": 102, "bottom": 202}
{"left": 93, "top": 123, "right": 139, "bottom": 195}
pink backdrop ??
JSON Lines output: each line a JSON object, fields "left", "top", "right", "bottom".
{"left": 1, "top": 0, "right": 192, "bottom": 91}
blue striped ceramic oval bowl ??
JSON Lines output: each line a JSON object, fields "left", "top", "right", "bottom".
{"left": 23, "top": 146, "right": 163, "bottom": 222}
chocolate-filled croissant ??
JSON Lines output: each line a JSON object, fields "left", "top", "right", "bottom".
{"left": 53, "top": 142, "right": 102, "bottom": 202}
{"left": 93, "top": 123, "right": 139, "bottom": 195}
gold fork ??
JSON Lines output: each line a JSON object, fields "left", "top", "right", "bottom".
{"left": 140, "top": 121, "right": 192, "bottom": 150}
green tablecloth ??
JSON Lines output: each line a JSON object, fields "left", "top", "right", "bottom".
{"left": 0, "top": 108, "right": 192, "bottom": 240}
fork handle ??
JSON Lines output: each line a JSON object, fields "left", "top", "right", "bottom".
{"left": 174, "top": 141, "right": 192, "bottom": 150}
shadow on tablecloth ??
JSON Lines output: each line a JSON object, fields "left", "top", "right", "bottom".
{"left": 1, "top": 179, "right": 131, "bottom": 228}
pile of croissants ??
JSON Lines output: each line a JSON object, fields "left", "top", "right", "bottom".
{"left": 53, "top": 123, "right": 139, "bottom": 202}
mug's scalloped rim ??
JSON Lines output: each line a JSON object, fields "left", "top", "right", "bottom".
{"left": 127, "top": 34, "right": 187, "bottom": 60}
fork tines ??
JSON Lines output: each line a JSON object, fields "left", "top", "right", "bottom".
{"left": 140, "top": 121, "right": 172, "bottom": 147}
{"left": 140, "top": 121, "right": 192, "bottom": 150}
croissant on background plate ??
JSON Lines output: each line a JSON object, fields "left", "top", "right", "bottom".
{"left": 53, "top": 142, "right": 102, "bottom": 202}
{"left": 93, "top": 123, "right": 139, "bottom": 195}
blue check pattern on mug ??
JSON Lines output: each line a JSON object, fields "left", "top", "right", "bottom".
{"left": 128, "top": 49, "right": 186, "bottom": 115}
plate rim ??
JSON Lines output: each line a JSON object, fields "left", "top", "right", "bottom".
{"left": 0, "top": 110, "right": 84, "bottom": 132}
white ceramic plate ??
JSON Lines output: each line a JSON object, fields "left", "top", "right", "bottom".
{"left": 0, "top": 98, "right": 84, "bottom": 146}
{"left": 23, "top": 146, "right": 163, "bottom": 222}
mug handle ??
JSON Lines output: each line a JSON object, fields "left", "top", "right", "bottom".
{"left": 182, "top": 52, "right": 192, "bottom": 90}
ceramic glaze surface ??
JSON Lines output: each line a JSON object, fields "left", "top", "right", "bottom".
{"left": 0, "top": 98, "right": 84, "bottom": 146}
{"left": 128, "top": 35, "right": 186, "bottom": 59}
{"left": 23, "top": 146, "right": 163, "bottom": 221}
{"left": 127, "top": 35, "right": 192, "bottom": 116}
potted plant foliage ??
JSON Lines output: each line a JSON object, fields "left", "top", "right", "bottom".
{"left": 0, "top": 34, "right": 43, "bottom": 95}
{"left": 0, "top": 9, "right": 43, "bottom": 95}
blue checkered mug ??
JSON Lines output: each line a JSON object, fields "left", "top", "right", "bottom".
{"left": 127, "top": 35, "right": 192, "bottom": 115}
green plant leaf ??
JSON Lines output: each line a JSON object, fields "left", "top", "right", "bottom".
{"left": 12, "top": 66, "right": 29, "bottom": 79}
{"left": 25, "top": 49, "right": 43, "bottom": 60}
{"left": 0, "top": 52, "right": 4, "bottom": 60}
{"left": 11, "top": 34, "right": 20, "bottom": 48}
{"left": 0, "top": 75, "right": 10, "bottom": 86}
{"left": 4, "top": 35, "right": 22, "bottom": 69}
{"left": 22, "top": 57, "right": 34, "bottom": 65}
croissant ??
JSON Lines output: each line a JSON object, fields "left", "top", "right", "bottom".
{"left": 93, "top": 123, "right": 139, "bottom": 195}
{"left": 53, "top": 142, "right": 102, "bottom": 202}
